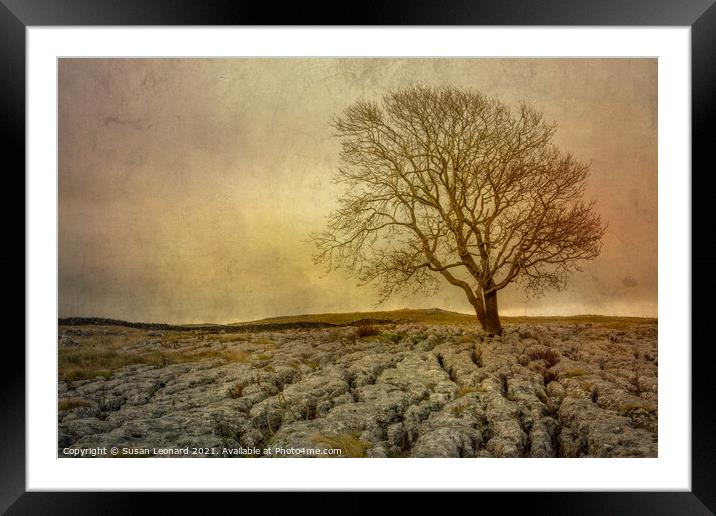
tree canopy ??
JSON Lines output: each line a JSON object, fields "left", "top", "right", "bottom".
{"left": 313, "top": 86, "right": 606, "bottom": 334}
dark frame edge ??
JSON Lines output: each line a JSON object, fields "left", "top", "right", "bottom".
{"left": 1, "top": 1, "right": 26, "bottom": 514}
{"left": 8, "top": 0, "right": 716, "bottom": 514}
{"left": 691, "top": 0, "right": 716, "bottom": 513}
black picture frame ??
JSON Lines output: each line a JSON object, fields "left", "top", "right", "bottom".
{"left": 7, "top": 0, "right": 715, "bottom": 513}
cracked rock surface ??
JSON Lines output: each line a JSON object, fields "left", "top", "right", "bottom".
{"left": 58, "top": 321, "right": 657, "bottom": 457}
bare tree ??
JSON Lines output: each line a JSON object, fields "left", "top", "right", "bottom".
{"left": 313, "top": 86, "right": 606, "bottom": 335}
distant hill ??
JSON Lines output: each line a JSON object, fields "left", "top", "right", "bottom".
{"left": 57, "top": 316, "right": 335, "bottom": 333}
{"left": 59, "top": 309, "right": 656, "bottom": 332}
{"left": 230, "top": 308, "right": 656, "bottom": 327}
{"left": 231, "top": 308, "right": 472, "bottom": 326}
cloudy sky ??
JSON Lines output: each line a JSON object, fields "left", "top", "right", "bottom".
{"left": 58, "top": 58, "right": 657, "bottom": 324}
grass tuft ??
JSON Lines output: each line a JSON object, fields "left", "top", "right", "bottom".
{"left": 59, "top": 341, "right": 251, "bottom": 382}
{"left": 527, "top": 347, "right": 561, "bottom": 367}
{"left": 228, "top": 382, "right": 245, "bottom": 399}
{"left": 355, "top": 325, "right": 381, "bottom": 338}
{"left": 384, "top": 333, "right": 403, "bottom": 344}
{"left": 311, "top": 432, "right": 372, "bottom": 458}
{"left": 619, "top": 401, "right": 656, "bottom": 415}
{"left": 58, "top": 398, "right": 93, "bottom": 411}
{"left": 456, "top": 386, "right": 480, "bottom": 398}
{"left": 562, "top": 368, "right": 590, "bottom": 378}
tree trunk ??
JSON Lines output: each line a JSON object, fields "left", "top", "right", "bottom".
{"left": 471, "top": 303, "right": 486, "bottom": 329}
{"left": 483, "top": 290, "right": 503, "bottom": 336}
{"left": 466, "top": 290, "right": 487, "bottom": 329}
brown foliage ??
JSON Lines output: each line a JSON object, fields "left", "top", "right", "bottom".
{"left": 355, "top": 324, "right": 381, "bottom": 338}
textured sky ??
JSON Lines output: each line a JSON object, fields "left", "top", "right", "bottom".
{"left": 58, "top": 58, "right": 657, "bottom": 324}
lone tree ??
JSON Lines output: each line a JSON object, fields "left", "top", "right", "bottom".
{"left": 313, "top": 86, "right": 606, "bottom": 335}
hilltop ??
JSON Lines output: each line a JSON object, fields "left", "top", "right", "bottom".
{"left": 60, "top": 308, "right": 656, "bottom": 332}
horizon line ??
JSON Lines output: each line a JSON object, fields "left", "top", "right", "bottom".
{"left": 58, "top": 307, "right": 658, "bottom": 328}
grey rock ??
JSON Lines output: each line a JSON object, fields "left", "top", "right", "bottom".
{"left": 57, "top": 321, "right": 658, "bottom": 458}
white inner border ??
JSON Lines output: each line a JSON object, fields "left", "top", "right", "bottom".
{"left": 27, "top": 27, "right": 690, "bottom": 491}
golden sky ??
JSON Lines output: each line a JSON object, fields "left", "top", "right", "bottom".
{"left": 59, "top": 58, "right": 657, "bottom": 324}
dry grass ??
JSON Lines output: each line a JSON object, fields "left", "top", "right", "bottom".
{"left": 355, "top": 325, "right": 381, "bottom": 338}
{"left": 59, "top": 333, "right": 251, "bottom": 382}
{"left": 619, "top": 401, "right": 657, "bottom": 415}
{"left": 228, "top": 374, "right": 263, "bottom": 399}
{"left": 59, "top": 314, "right": 653, "bottom": 384}
{"left": 228, "top": 382, "right": 245, "bottom": 399}
{"left": 160, "top": 331, "right": 197, "bottom": 346}
{"left": 250, "top": 337, "right": 278, "bottom": 352}
{"left": 211, "top": 333, "right": 249, "bottom": 343}
{"left": 526, "top": 347, "right": 561, "bottom": 367}
{"left": 58, "top": 398, "right": 93, "bottom": 411}
{"left": 303, "top": 359, "right": 320, "bottom": 370}
{"left": 59, "top": 347, "right": 149, "bottom": 381}
{"left": 472, "top": 345, "right": 483, "bottom": 367}
{"left": 384, "top": 333, "right": 403, "bottom": 344}
{"left": 562, "top": 368, "right": 591, "bottom": 378}
{"left": 450, "top": 404, "right": 469, "bottom": 416}
{"left": 456, "top": 386, "right": 480, "bottom": 398}
{"left": 222, "top": 349, "right": 251, "bottom": 363}
{"left": 311, "top": 432, "right": 372, "bottom": 457}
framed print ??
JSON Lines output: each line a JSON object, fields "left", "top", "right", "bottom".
{"left": 9, "top": 0, "right": 715, "bottom": 513}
